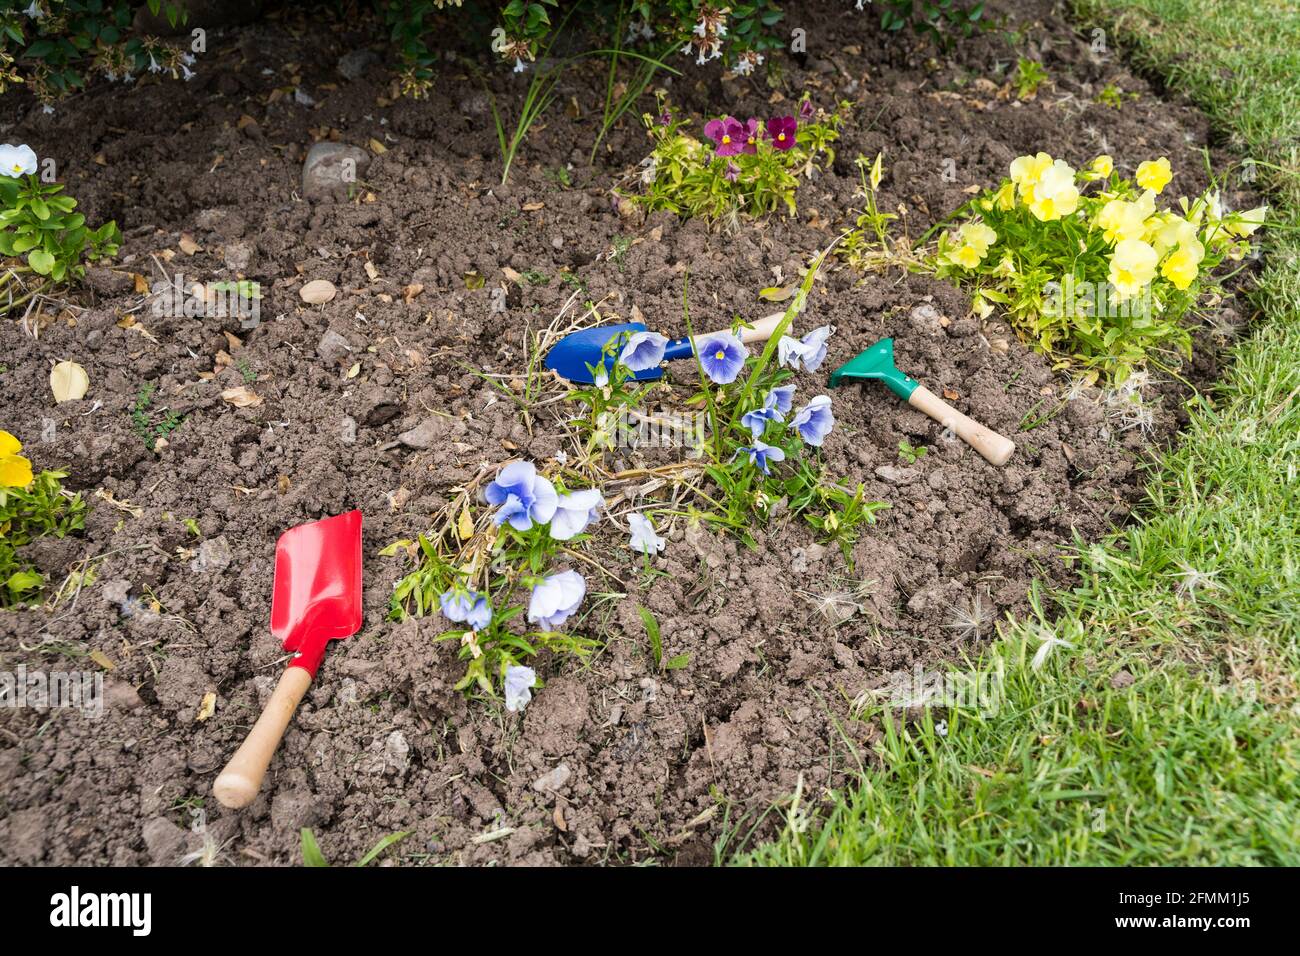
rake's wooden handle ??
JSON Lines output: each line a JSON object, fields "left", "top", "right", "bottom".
{"left": 908, "top": 385, "right": 1015, "bottom": 466}
{"left": 213, "top": 666, "right": 312, "bottom": 809}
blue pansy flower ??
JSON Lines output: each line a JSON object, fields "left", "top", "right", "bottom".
{"left": 528, "top": 569, "right": 587, "bottom": 631}
{"left": 736, "top": 439, "right": 786, "bottom": 475}
{"left": 440, "top": 587, "right": 492, "bottom": 631}
{"left": 790, "top": 394, "right": 834, "bottom": 446}
{"left": 696, "top": 331, "right": 748, "bottom": 384}
{"left": 549, "top": 488, "right": 604, "bottom": 541}
{"left": 485, "top": 460, "right": 558, "bottom": 531}
{"left": 619, "top": 330, "right": 669, "bottom": 372}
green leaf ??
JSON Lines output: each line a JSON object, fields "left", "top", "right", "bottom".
{"left": 353, "top": 831, "right": 409, "bottom": 867}
{"left": 6, "top": 571, "right": 44, "bottom": 597}
{"left": 27, "top": 249, "right": 55, "bottom": 275}
{"left": 638, "top": 605, "right": 662, "bottom": 669}
{"left": 300, "top": 828, "right": 330, "bottom": 867}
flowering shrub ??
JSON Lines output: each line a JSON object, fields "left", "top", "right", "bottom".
{"left": 0, "top": 429, "right": 86, "bottom": 608}
{"left": 388, "top": 461, "right": 603, "bottom": 706}
{"left": 0, "top": 142, "right": 121, "bottom": 315}
{"left": 933, "top": 153, "right": 1267, "bottom": 382}
{"left": 0, "top": 1, "right": 195, "bottom": 104}
{"left": 630, "top": 95, "right": 843, "bottom": 221}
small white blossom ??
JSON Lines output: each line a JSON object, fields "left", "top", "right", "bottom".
{"left": 627, "top": 513, "right": 665, "bottom": 555}
{"left": 504, "top": 664, "right": 537, "bottom": 712}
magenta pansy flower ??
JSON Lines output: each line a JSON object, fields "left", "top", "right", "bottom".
{"left": 741, "top": 117, "right": 761, "bottom": 154}
{"left": 724, "top": 162, "right": 740, "bottom": 182}
{"left": 767, "top": 115, "right": 797, "bottom": 151}
{"left": 704, "top": 116, "right": 747, "bottom": 157}
{"left": 799, "top": 99, "right": 815, "bottom": 121}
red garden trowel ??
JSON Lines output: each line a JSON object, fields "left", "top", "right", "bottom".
{"left": 213, "top": 510, "right": 363, "bottom": 809}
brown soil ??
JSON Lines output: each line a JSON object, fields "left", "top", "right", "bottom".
{"left": 0, "top": 0, "right": 1256, "bottom": 865}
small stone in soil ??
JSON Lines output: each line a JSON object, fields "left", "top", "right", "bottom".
{"left": 223, "top": 241, "right": 254, "bottom": 274}
{"left": 908, "top": 302, "right": 944, "bottom": 335}
{"left": 337, "top": 48, "right": 379, "bottom": 80}
{"left": 532, "top": 763, "right": 572, "bottom": 793}
{"left": 316, "top": 328, "right": 352, "bottom": 366}
{"left": 301, "top": 142, "right": 371, "bottom": 202}
{"left": 397, "top": 418, "right": 446, "bottom": 449}
{"left": 874, "top": 465, "right": 919, "bottom": 484}
{"left": 192, "top": 535, "right": 233, "bottom": 572}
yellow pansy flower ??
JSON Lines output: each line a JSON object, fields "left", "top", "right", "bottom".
{"left": 1224, "top": 205, "right": 1268, "bottom": 239}
{"left": 1148, "top": 213, "right": 1198, "bottom": 258}
{"left": 1010, "top": 152, "right": 1053, "bottom": 188}
{"left": 1081, "top": 154, "right": 1113, "bottom": 181}
{"left": 1096, "top": 189, "right": 1156, "bottom": 244}
{"left": 1108, "top": 238, "right": 1158, "bottom": 300}
{"left": 1135, "top": 157, "right": 1173, "bottom": 194}
{"left": 1027, "top": 160, "right": 1080, "bottom": 221}
{"left": 1160, "top": 241, "right": 1205, "bottom": 290}
{"left": 946, "top": 221, "right": 998, "bottom": 269}
{"left": 0, "top": 430, "right": 34, "bottom": 488}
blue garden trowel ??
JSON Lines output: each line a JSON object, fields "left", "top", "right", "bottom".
{"left": 544, "top": 312, "right": 785, "bottom": 384}
{"left": 830, "top": 337, "right": 1015, "bottom": 466}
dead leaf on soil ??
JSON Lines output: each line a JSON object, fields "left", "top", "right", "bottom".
{"left": 553, "top": 805, "right": 568, "bottom": 831}
{"left": 943, "top": 388, "right": 960, "bottom": 401}
{"left": 759, "top": 285, "right": 796, "bottom": 302}
{"left": 50, "top": 360, "right": 90, "bottom": 403}
{"left": 132, "top": 273, "right": 150, "bottom": 294}
{"left": 277, "top": 475, "right": 291, "bottom": 494}
{"left": 456, "top": 507, "right": 474, "bottom": 542}
{"left": 369, "top": 138, "right": 388, "bottom": 154}
{"left": 364, "top": 261, "right": 380, "bottom": 282}
{"left": 223, "top": 331, "right": 243, "bottom": 351}
{"left": 89, "top": 649, "right": 116, "bottom": 671}
{"left": 221, "top": 385, "right": 263, "bottom": 408}
{"left": 403, "top": 282, "right": 423, "bottom": 303}
{"left": 179, "top": 234, "right": 203, "bottom": 255}
{"left": 522, "top": 201, "right": 544, "bottom": 212}
{"left": 94, "top": 487, "right": 143, "bottom": 518}
{"left": 197, "top": 692, "right": 216, "bottom": 722}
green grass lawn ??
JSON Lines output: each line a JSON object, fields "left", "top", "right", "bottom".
{"left": 736, "top": 0, "right": 1300, "bottom": 866}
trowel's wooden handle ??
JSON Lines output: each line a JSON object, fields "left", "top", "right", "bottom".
{"left": 908, "top": 385, "right": 1015, "bottom": 466}
{"left": 737, "top": 311, "right": 785, "bottom": 344}
{"left": 213, "top": 666, "right": 312, "bottom": 809}
{"left": 694, "top": 311, "right": 785, "bottom": 346}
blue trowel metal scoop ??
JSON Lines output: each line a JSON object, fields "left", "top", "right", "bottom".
{"left": 545, "top": 312, "right": 784, "bottom": 384}
{"left": 830, "top": 337, "right": 1016, "bottom": 466}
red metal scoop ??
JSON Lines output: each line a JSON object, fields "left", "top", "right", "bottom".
{"left": 214, "top": 510, "right": 363, "bottom": 809}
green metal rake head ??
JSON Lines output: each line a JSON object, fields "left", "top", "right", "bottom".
{"left": 827, "top": 338, "right": 918, "bottom": 400}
